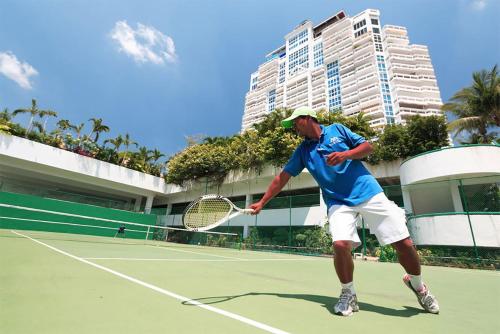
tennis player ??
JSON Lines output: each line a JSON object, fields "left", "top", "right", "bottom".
{"left": 114, "top": 224, "right": 126, "bottom": 238}
{"left": 249, "top": 106, "right": 439, "bottom": 316}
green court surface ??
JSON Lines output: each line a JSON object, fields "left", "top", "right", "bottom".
{"left": 1, "top": 229, "right": 498, "bottom": 334}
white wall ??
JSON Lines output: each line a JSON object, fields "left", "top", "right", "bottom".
{"left": 160, "top": 206, "right": 326, "bottom": 228}
{"left": 408, "top": 214, "right": 500, "bottom": 247}
{"left": 0, "top": 133, "right": 166, "bottom": 197}
{"left": 400, "top": 146, "right": 500, "bottom": 185}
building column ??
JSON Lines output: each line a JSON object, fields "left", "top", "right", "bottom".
{"left": 134, "top": 196, "right": 142, "bottom": 212}
{"left": 401, "top": 187, "right": 413, "bottom": 215}
{"left": 245, "top": 193, "right": 253, "bottom": 208}
{"left": 243, "top": 225, "right": 249, "bottom": 239}
{"left": 144, "top": 195, "right": 154, "bottom": 214}
{"left": 450, "top": 181, "right": 464, "bottom": 212}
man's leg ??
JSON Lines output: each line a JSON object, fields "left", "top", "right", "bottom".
{"left": 391, "top": 237, "right": 420, "bottom": 275}
{"left": 333, "top": 240, "right": 354, "bottom": 283}
{"left": 360, "top": 193, "right": 439, "bottom": 314}
{"left": 328, "top": 205, "right": 361, "bottom": 316}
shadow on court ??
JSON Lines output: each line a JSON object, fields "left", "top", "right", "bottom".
{"left": 182, "top": 292, "right": 424, "bottom": 318}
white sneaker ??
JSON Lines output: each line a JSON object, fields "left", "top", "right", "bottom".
{"left": 334, "top": 288, "right": 359, "bottom": 316}
{"left": 403, "top": 274, "right": 440, "bottom": 314}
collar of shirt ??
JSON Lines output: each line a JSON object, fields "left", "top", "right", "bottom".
{"left": 304, "top": 124, "right": 325, "bottom": 145}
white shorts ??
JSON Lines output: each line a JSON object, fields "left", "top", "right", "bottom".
{"left": 328, "top": 192, "right": 410, "bottom": 248}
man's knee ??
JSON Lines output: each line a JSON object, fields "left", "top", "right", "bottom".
{"left": 391, "top": 237, "right": 414, "bottom": 252}
{"left": 333, "top": 240, "right": 352, "bottom": 253}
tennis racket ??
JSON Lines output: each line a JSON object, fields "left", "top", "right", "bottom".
{"left": 182, "top": 195, "right": 254, "bottom": 231}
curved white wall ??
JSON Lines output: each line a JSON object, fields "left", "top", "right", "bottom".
{"left": 400, "top": 145, "right": 500, "bottom": 185}
{"left": 408, "top": 214, "right": 500, "bottom": 247}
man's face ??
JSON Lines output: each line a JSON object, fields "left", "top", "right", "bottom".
{"left": 293, "top": 116, "right": 309, "bottom": 137}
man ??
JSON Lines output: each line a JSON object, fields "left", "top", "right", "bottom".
{"left": 249, "top": 106, "right": 439, "bottom": 316}
{"left": 114, "top": 224, "right": 126, "bottom": 238}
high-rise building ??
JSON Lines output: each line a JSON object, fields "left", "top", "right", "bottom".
{"left": 241, "top": 9, "right": 443, "bottom": 131}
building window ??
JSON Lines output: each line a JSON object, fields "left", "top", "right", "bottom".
{"left": 289, "top": 45, "right": 309, "bottom": 74}
{"left": 267, "top": 89, "right": 276, "bottom": 113}
{"left": 313, "top": 43, "right": 324, "bottom": 67}
{"left": 278, "top": 62, "right": 286, "bottom": 84}
{"left": 288, "top": 29, "right": 309, "bottom": 51}
{"left": 251, "top": 75, "right": 258, "bottom": 91}
{"left": 371, "top": 18, "right": 379, "bottom": 25}
{"left": 353, "top": 19, "right": 366, "bottom": 30}
{"left": 326, "top": 61, "right": 342, "bottom": 110}
{"left": 373, "top": 27, "right": 380, "bottom": 34}
{"left": 354, "top": 27, "right": 367, "bottom": 38}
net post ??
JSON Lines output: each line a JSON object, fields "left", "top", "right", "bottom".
{"left": 361, "top": 217, "right": 366, "bottom": 257}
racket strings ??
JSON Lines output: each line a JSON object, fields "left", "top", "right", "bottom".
{"left": 183, "top": 198, "right": 232, "bottom": 229}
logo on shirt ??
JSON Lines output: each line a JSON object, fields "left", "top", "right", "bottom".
{"left": 329, "top": 137, "right": 342, "bottom": 145}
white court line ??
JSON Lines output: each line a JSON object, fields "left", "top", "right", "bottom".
{"left": 84, "top": 257, "right": 318, "bottom": 262}
{"left": 147, "top": 244, "right": 244, "bottom": 260}
{"left": 12, "top": 230, "right": 290, "bottom": 334}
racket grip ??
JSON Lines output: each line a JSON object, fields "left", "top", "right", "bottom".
{"left": 241, "top": 209, "right": 255, "bottom": 214}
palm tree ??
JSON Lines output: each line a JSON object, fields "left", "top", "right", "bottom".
{"left": 88, "top": 118, "right": 110, "bottom": 143}
{"left": 151, "top": 149, "right": 165, "bottom": 164}
{"left": 0, "top": 108, "right": 12, "bottom": 122}
{"left": 13, "top": 99, "right": 42, "bottom": 136}
{"left": 442, "top": 64, "right": 500, "bottom": 143}
{"left": 38, "top": 110, "right": 58, "bottom": 133}
{"left": 104, "top": 135, "right": 124, "bottom": 153}
{"left": 70, "top": 122, "right": 85, "bottom": 149}
{"left": 120, "top": 133, "right": 138, "bottom": 165}
{"left": 56, "top": 119, "right": 73, "bottom": 132}
{"left": 135, "top": 146, "right": 153, "bottom": 172}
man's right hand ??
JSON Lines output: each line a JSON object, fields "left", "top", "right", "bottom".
{"left": 249, "top": 202, "right": 264, "bottom": 215}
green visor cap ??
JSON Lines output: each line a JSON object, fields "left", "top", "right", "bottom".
{"left": 281, "top": 106, "right": 318, "bottom": 128}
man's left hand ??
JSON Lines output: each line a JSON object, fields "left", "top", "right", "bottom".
{"left": 325, "top": 151, "right": 350, "bottom": 166}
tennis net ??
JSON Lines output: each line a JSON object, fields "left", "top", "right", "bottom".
{"left": 0, "top": 203, "right": 241, "bottom": 248}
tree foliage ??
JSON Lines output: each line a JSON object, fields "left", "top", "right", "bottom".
{"left": 442, "top": 64, "right": 499, "bottom": 143}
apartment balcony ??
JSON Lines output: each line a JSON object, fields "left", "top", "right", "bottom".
{"left": 386, "top": 44, "right": 412, "bottom": 55}
{"left": 354, "top": 52, "right": 374, "bottom": 67}
{"left": 343, "top": 101, "right": 360, "bottom": 113}
{"left": 353, "top": 32, "right": 373, "bottom": 47}
{"left": 383, "top": 36, "right": 409, "bottom": 47}
{"left": 341, "top": 81, "right": 357, "bottom": 94}
{"left": 355, "top": 62, "right": 375, "bottom": 76}
{"left": 358, "top": 83, "right": 379, "bottom": 99}
{"left": 342, "top": 91, "right": 359, "bottom": 104}
{"left": 360, "top": 94, "right": 381, "bottom": 108}
{"left": 383, "top": 25, "right": 407, "bottom": 36}
{"left": 387, "top": 54, "right": 415, "bottom": 65}
{"left": 312, "top": 101, "right": 327, "bottom": 110}
{"left": 339, "top": 61, "right": 355, "bottom": 75}
{"left": 364, "top": 108, "right": 385, "bottom": 120}
{"left": 357, "top": 72, "right": 378, "bottom": 85}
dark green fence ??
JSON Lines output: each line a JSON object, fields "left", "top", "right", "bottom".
{"left": 0, "top": 191, "right": 155, "bottom": 238}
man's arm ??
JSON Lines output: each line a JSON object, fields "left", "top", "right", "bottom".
{"left": 249, "top": 171, "right": 291, "bottom": 214}
{"left": 325, "top": 141, "right": 373, "bottom": 166}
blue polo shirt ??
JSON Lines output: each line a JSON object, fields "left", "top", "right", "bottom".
{"left": 283, "top": 124, "right": 382, "bottom": 209}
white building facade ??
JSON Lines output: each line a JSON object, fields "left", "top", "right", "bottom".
{"left": 241, "top": 9, "right": 443, "bottom": 131}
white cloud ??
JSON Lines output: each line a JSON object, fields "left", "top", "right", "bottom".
{"left": 110, "top": 21, "right": 177, "bottom": 65}
{"left": 471, "top": 0, "right": 487, "bottom": 10}
{"left": 0, "top": 51, "right": 38, "bottom": 89}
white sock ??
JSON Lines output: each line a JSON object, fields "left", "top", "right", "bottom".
{"left": 341, "top": 282, "right": 356, "bottom": 295}
{"left": 409, "top": 274, "right": 424, "bottom": 291}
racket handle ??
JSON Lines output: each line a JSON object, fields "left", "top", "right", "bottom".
{"left": 240, "top": 209, "right": 255, "bottom": 214}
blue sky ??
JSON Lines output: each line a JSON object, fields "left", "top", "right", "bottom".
{"left": 1, "top": 0, "right": 499, "bottom": 157}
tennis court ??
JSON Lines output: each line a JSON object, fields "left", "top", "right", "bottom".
{"left": 1, "top": 228, "right": 498, "bottom": 334}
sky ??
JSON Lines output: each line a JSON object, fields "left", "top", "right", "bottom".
{"left": 1, "top": 0, "right": 499, "bottom": 157}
